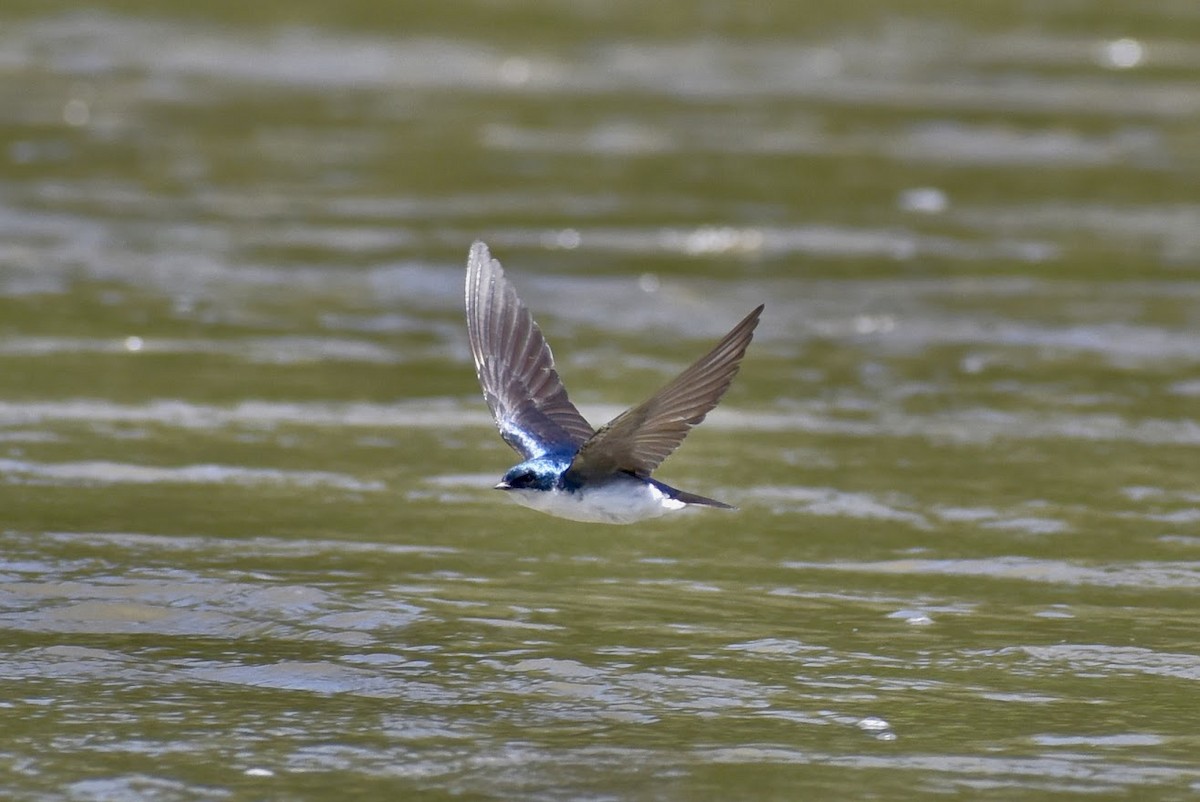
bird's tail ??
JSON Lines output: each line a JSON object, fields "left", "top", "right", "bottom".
{"left": 652, "top": 480, "right": 735, "bottom": 510}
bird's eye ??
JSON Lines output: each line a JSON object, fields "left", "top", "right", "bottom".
{"left": 515, "top": 471, "right": 535, "bottom": 487}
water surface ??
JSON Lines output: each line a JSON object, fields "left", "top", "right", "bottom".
{"left": 2, "top": 2, "right": 1199, "bottom": 799}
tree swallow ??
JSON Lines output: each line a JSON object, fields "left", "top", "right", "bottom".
{"left": 465, "top": 241, "right": 763, "bottom": 524}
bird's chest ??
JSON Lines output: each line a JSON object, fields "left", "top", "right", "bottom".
{"left": 507, "top": 479, "right": 683, "bottom": 524}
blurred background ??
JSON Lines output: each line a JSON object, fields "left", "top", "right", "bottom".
{"left": 2, "top": 1, "right": 1199, "bottom": 799}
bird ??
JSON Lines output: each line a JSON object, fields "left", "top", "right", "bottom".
{"left": 465, "top": 241, "right": 763, "bottom": 524}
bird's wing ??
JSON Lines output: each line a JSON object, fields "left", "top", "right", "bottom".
{"left": 565, "top": 304, "right": 763, "bottom": 482}
{"left": 465, "top": 241, "right": 595, "bottom": 459}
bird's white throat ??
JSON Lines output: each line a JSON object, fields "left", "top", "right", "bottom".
{"left": 503, "top": 478, "right": 685, "bottom": 525}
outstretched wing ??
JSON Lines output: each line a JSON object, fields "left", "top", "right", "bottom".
{"left": 565, "top": 304, "right": 763, "bottom": 482}
{"left": 465, "top": 241, "right": 595, "bottom": 459}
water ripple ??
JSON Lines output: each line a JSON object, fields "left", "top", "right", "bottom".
{"left": 782, "top": 557, "right": 1200, "bottom": 590}
{"left": 0, "top": 458, "right": 382, "bottom": 491}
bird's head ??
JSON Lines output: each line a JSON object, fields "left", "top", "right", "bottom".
{"left": 494, "top": 457, "right": 564, "bottom": 493}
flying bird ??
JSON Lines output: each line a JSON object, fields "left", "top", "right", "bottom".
{"left": 465, "top": 241, "right": 762, "bottom": 524}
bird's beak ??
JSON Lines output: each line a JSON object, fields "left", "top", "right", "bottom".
{"left": 493, "top": 481, "right": 511, "bottom": 490}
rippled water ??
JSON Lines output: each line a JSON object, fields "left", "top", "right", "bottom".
{"left": 2, "top": 2, "right": 1200, "bottom": 799}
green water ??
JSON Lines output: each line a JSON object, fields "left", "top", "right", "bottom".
{"left": 2, "top": 2, "right": 1199, "bottom": 799}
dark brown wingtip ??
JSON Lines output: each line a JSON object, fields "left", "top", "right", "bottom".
{"left": 741, "top": 303, "right": 765, "bottom": 333}
{"left": 721, "top": 304, "right": 765, "bottom": 355}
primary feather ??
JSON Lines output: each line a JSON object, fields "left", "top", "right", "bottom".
{"left": 465, "top": 241, "right": 594, "bottom": 458}
{"left": 564, "top": 304, "right": 763, "bottom": 483}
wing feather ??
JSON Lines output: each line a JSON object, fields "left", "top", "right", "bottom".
{"left": 565, "top": 304, "right": 763, "bottom": 481}
{"left": 465, "top": 241, "right": 594, "bottom": 458}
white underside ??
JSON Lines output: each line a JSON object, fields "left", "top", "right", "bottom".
{"left": 504, "top": 479, "right": 686, "bottom": 524}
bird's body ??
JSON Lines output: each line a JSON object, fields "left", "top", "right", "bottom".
{"left": 504, "top": 465, "right": 686, "bottom": 524}
{"left": 465, "top": 241, "right": 761, "bottom": 524}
